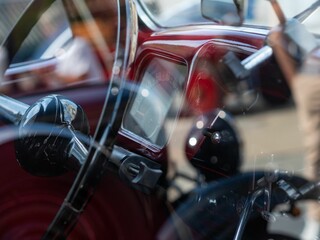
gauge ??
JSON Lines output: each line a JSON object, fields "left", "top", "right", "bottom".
{"left": 123, "top": 57, "right": 187, "bottom": 146}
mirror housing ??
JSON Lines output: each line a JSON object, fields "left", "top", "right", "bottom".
{"left": 201, "top": 0, "right": 244, "bottom": 26}
{"left": 15, "top": 95, "right": 90, "bottom": 177}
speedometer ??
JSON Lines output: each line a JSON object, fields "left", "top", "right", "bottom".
{"left": 123, "top": 56, "right": 187, "bottom": 146}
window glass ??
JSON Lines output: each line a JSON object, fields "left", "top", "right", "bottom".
{"left": 138, "top": 0, "right": 318, "bottom": 28}
{"left": 1, "top": 0, "right": 118, "bottom": 96}
{"left": 139, "top": 0, "right": 209, "bottom": 27}
{"left": 0, "top": 0, "right": 31, "bottom": 44}
{"left": 12, "top": 0, "right": 71, "bottom": 64}
{"left": 302, "top": 7, "right": 320, "bottom": 35}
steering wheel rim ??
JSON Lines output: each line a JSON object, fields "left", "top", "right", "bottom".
{"left": 41, "top": 0, "right": 135, "bottom": 238}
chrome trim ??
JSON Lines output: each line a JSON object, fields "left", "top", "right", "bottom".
{"left": 242, "top": 45, "right": 273, "bottom": 70}
{"left": 0, "top": 94, "right": 29, "bottom": 125}
{"left": 128, "top": 0, "right": 139, "bottom": 65}
{"left": 153, "top": 24, "right": 269, "bottom": 36}
{"left": 234, "top": 188, "right": 266, "bottom": 240}
{"left": 68, "top": 125, "right": 89, "bottom": 167}
{"left": 135, "top": 0, "right": 159, "bottom": 30}
{"left": 6, "top": 58, "right": 58, "bottom": 76}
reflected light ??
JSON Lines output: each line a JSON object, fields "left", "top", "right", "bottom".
{"left": 141, "top": 88, "right": 149, "bottom": 97}
{"left": 218, "top": 110, "right": 226, "bottom": 119}
{"left": 196, "top": 120, "right": 204, "bottom": 129}
{"left": 111, "top": 86, "right": 119, "bottom": 95}
{"left": 189, "top": 137, "right": 198, "bottom": 147}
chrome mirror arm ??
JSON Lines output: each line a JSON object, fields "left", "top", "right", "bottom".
{"left": 67, "top": 125, "right": 90, "bottom": 170}
{"left": 233, "top": 188, "right": 266, "bottom": 240}
{"left": 0, "top": 94, "right": 29, "bottom": 125}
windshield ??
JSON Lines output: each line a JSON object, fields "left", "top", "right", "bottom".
{"left": 139, "top": 0, "right": 319, "bottom": 29}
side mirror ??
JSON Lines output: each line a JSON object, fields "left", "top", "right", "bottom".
{"left": 201, "top": 0, "right": 243, "bottom": 26}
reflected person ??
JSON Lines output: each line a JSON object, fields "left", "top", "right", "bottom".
{"left": 269, "top": 25, "right": 320, "bottom": 239}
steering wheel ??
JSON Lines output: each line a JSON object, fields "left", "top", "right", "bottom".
{"left": 0, "top": 0, "right": 135, "bottom": 238}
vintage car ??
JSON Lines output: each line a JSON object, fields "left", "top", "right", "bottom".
{"left": 0, "top": 0, "right": 319, "bottom": 239}
{"left": 0, "top": 0, "right": 295, "bottom": 114}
